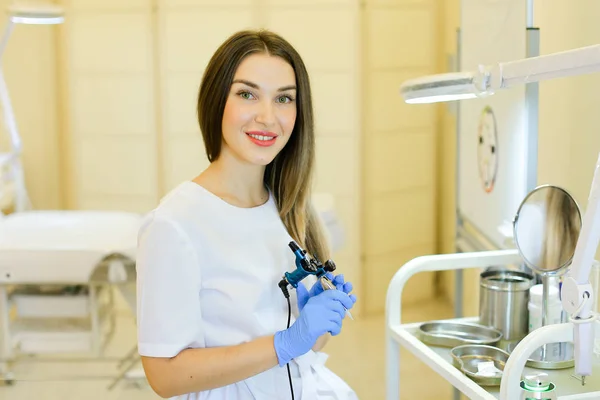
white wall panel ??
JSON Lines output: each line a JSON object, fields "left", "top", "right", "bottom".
{"left": 314, "top": 137, "right": 356, "bottom": 197}
{"left": 365, "top": 0, "right": 433, "bottom": 5}
{"left": 79, "top": 194, "right": 158, "bottom": 213}
{"left": 163, "top": 9, "right": 255, "bottom": 73}
{"left": 326, "top": 195, "right": 361, "bottom": 307}
{"left": 3, "top": 23, "right": 61, "bottom": 209}
{"left": 311, "top": 72, "right": 357, "bottom": 136}
{"left": 163, "top": 73, "right": 202, "bottom": 137}
{"left": 69, "top": 0, "right": 150, "bottom": 11}
{"left": 331, "top": 196, "right": 359, "bottom": 258}
{"left": 71, "top": 76, "right": 154, "bottom": 136}
{"left": 65, "top": 1, "right": 158, "bottom": 212}
{"left": 366, "top": 7, "right": 435, "bottom": 69}
{"left": 365, "top": 132, "right": 434, "bottom": 194}
{"left": 69, "top": 13, "right": 153, "bottom": 73}
{"left": 164, "top": 136, "right": 209, "bottom": 191}
{"left": 77, "top": 136, "right": 157, "bottom": 197}
{"left": 364, "top": 189, "right": 435, "bottom": 256}
{"left": 264, "top": 0, "right": 353, "bottom": 5}
{"left": 265, "top": 8, "right": 356, "bottom": 71}
{"left": 367, "top": 70, "right": 436, "bottom": 132}
{"left": 160, "top": 0, "right": 253, "bottom": 7}
{"left": 364, "top": 243, "right": 435, "bottom": 314}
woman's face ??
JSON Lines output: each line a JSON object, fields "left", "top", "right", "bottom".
{"left": 221, "top": 53, "right": 297, "bottom": 166}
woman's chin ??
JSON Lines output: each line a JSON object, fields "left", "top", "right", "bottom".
{"left": 251, "top": 156, "right": 276, "bottom": 166}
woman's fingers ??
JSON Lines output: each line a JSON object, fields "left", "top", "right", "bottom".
{"left": 332, "top": 274, "right": 344, "bottom": 286}
{"left": 342, "top": 282, "right": 353, "bottom": 294}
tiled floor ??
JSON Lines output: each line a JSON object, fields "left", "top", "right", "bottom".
{"left": 0, "top": 298, "right": 456, "bottom": 400}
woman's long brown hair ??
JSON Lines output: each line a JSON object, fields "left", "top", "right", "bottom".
{"left": 196, "top": 29, "right": 330, "bottom": 262}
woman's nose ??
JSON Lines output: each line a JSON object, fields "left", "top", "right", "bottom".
{"left": 255, "top": 100, "right": 276, "bottom": 126}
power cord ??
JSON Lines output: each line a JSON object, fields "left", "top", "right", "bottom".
{"left": 278, "top": 280, "right": 295, "bottom": 400}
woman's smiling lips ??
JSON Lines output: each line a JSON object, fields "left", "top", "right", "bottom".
{"left": 246, "top": 131, "right": 278, "bottom": 147}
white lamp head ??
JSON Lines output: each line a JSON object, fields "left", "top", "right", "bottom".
{"left": 399, "top": 72, "right": 487, "bottom": 104}
{"left": 7, "top": 3, "right": 64, "bottom": 25}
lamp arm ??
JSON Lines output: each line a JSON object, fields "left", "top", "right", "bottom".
{"left": 495, "top": 44, "right": 600, "bottom": 89}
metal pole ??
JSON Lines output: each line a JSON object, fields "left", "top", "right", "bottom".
{"left": 526, "top": 0, "right": 534, "bottom": 28}
{"left": 453, "top": 27, "right": 462, "bottom": 400}
{"left": 525, "top": 26, "right": 540, "bottom": 194}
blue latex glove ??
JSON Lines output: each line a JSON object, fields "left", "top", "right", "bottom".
{"left": 296, "top": 273, "right": 356, "bottom": 312}
{"left": 274, "top": 289, "right": 355, "bottom": 366}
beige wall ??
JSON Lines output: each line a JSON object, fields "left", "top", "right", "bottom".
{"left": 361, "top": 0, "right": 441, "bottom": 314}
{"left": 61, "top": 0, "right": 160, "bottom": 212}
{"left": 535, "top": 1, "right": 600, "bottom": 204}
{"left": 436, "top": 0, "right": 462, "bottom": 311}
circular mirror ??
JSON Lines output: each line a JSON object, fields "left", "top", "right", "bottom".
{"left": 513, "top": 185, "right": 582, "bottom": 275}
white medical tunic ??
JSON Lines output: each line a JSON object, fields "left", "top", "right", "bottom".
{"left": 136, "top": 181, "right": 357, "bottom": 400}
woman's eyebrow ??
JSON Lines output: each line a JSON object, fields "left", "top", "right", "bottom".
{"left": 232, "top": 79, "right": 296, "bottom": 92}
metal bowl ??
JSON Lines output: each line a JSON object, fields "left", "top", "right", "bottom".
{"left": 418, "top": 321, "right": 503, "bottom": 348}
{"left": 450, "top": 344, "right": 510, "bottom": 387}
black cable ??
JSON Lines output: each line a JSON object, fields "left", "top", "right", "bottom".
{"left": 279, "top": 279, "right": 295, "bottom": 400}
{"left": 285, "top": 296, "right": 294, "bottom": 400}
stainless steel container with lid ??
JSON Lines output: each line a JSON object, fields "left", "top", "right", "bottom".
{"left": 479, "top": 270, "right": 535, "bottom": 343}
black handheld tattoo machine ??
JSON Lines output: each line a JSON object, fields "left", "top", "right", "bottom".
{"left": 278, "top": 240, "right": 353, "bottom": 320}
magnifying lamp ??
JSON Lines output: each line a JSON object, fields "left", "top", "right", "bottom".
{"left": 400, "top": 44, "right": 600, "bottom": 104}
{"left": 0, "top": 2, "right": 64, "bottom": 212}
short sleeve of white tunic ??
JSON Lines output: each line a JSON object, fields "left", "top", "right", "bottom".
{"left": 136, "top": 214, "right": 205, "bottom": 357}
{"left": 136, "top": 181, "right": 356, "bottom": 400}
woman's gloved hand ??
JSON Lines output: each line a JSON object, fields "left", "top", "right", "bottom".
{"left": 296, "top": 273, "right": 356, "bottom": 312}
{"left": 274, "top": 289, "right": 355, "bottom": 366}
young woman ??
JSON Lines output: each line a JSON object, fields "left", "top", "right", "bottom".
{"left": 136, "top": 30, "right": 358, "bottom": 399}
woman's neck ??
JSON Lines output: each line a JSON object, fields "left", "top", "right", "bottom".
{"left": 194, "top": 152, "right": 269, "bottom": 208}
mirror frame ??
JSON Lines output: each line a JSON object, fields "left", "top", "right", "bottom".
{"left": 512, "top": 184, "right": 582, "bottom": 276}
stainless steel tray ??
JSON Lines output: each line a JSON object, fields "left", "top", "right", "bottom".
{"left": 451, "top": 345, "right": 509, "bottom": 387}
{"left": 418, "top": 321, "right": 503, "bottom": 348}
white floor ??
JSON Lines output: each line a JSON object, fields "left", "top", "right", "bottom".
{"left": 0, "top": 298, "right": 456, "bottom": 400}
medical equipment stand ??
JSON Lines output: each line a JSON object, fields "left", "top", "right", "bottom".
{"left": 386, "top": 250, "right": 600, "bottom": 400}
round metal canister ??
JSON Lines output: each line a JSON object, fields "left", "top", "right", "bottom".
{"left": 479, "top": 270, "right": 535, "bottom": 342}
